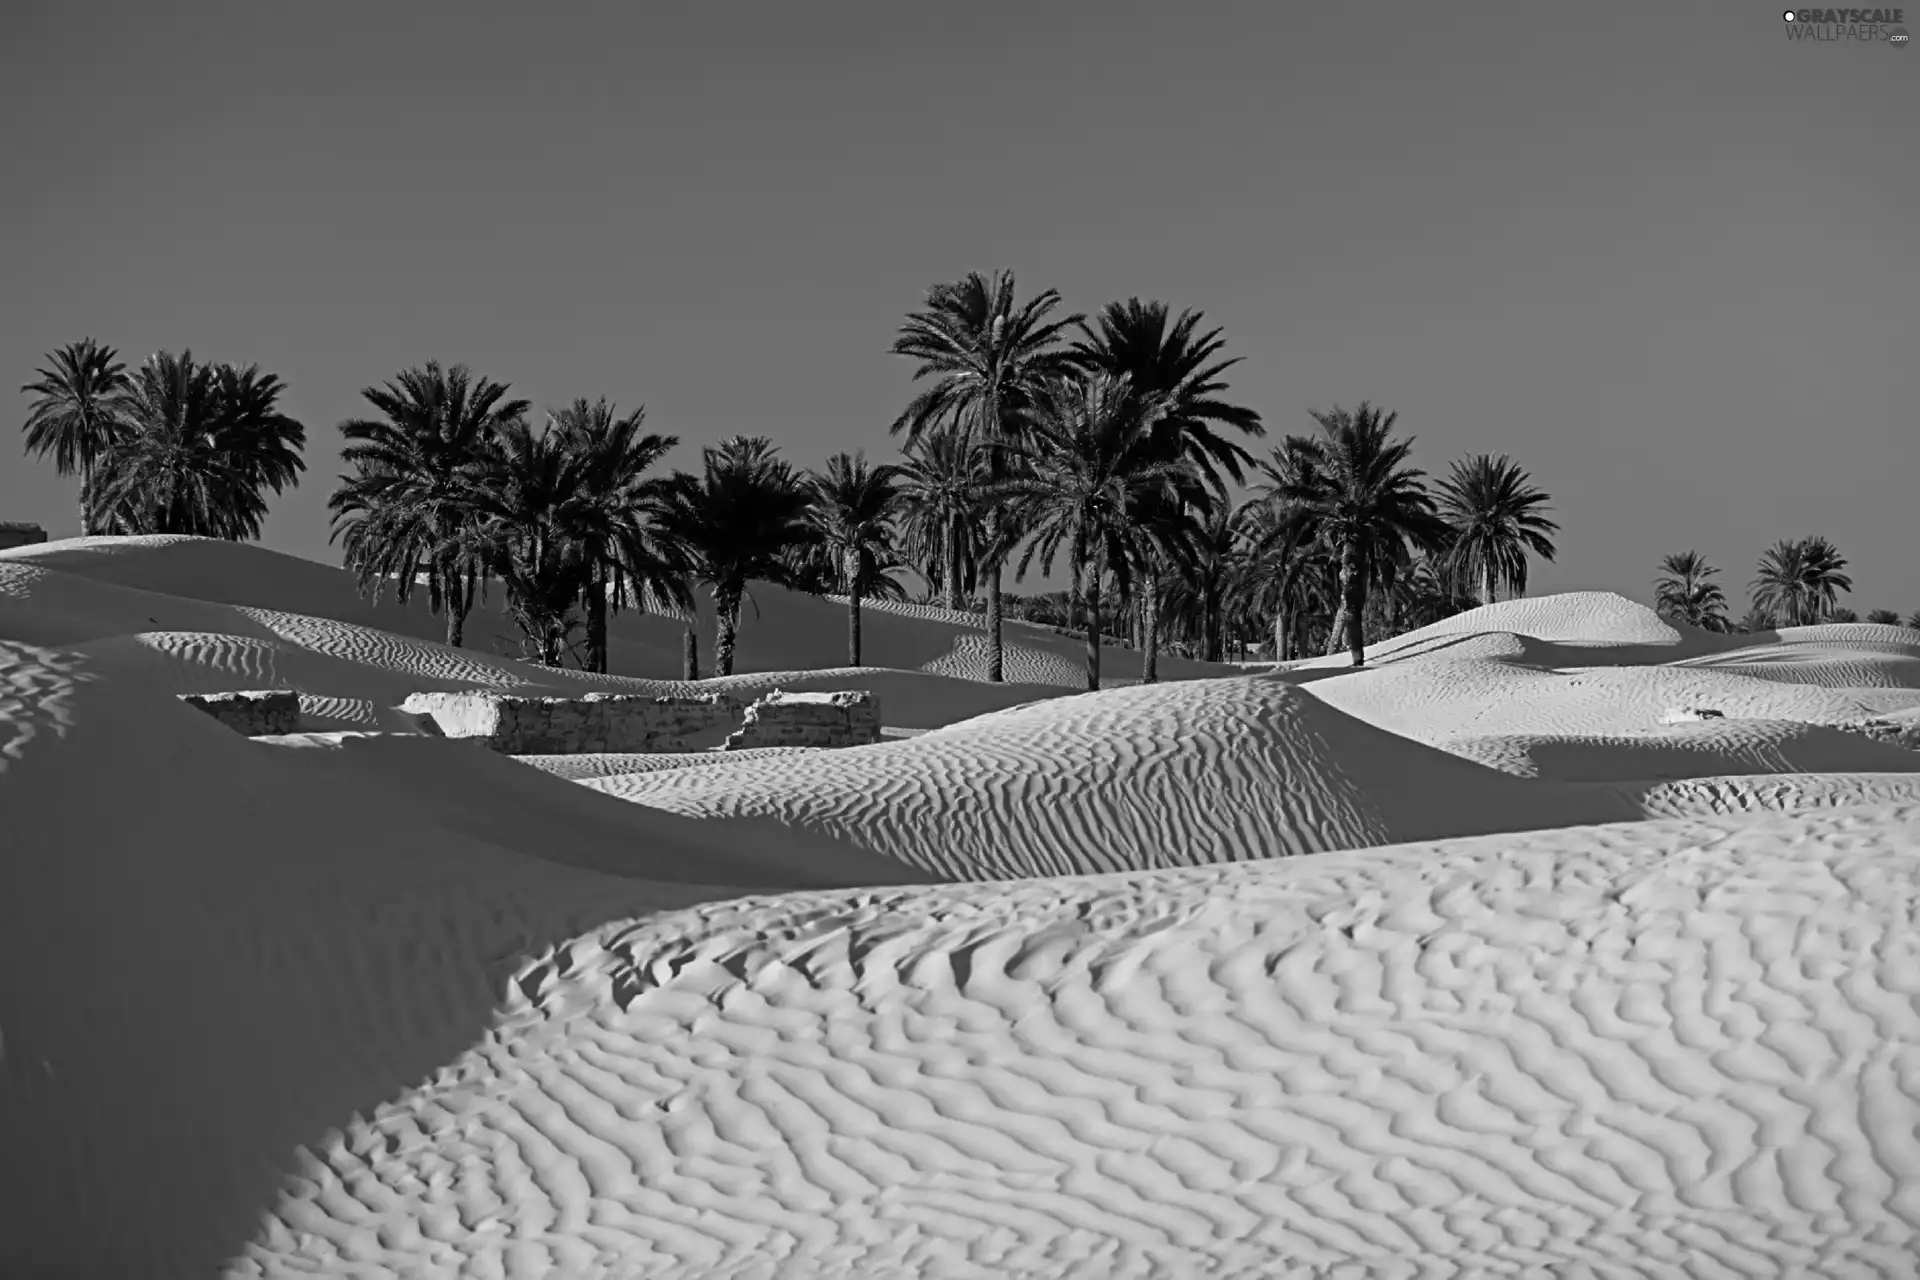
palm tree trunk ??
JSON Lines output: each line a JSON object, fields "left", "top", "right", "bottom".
{"left": 714, "top": 584, "right": 741, "bottom": 677}
{"left": 1067, "top": 561, "right": 1081, "bottom": 633}
{"left": 78, "top": 464, "right": 95, "bottom": 537}
{"left": 682, "top": 619, "right": 700, "bottom": 680}
{"left": 1084, "top": 559, "right": 1102, "bottom": 692}
{"left": 585, "top": 563, "right": 608, "bottom": 674}
{"left": 1482, "top": 564, "right": 1495, "bottom": 609}
{"left": 985, "top": 555, "right": 1005, "bottom": 683}
{"left": 1343, "top": 537, "right": 1367, "bottom": 667}
{"left": 1273, "top": 597, "right": 1290, "bottom": 662}
{"left": 945, "top": 526, "right": 964, "bottom": 611}
{"left": 846, "top": 548, "right": 863, "bottom": 666}
{"left": 443, "top": 564, "right": 466, "bottom": 648}
{"left": 1141, "top": 565, "right": 1161, "bottom": 684}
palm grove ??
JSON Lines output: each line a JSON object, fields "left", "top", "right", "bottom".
{"left": 25, "top": 274, "right": 1897, "bottom": 685}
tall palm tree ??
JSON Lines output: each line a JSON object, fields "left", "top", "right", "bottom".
{"left": 889, "top": 270, "right": 1082, "bottom": 682}
{"left": 1000, "top": 373, "right": 1185, "bottom": 690}
{"left": 1433, "top": 454, "right": 1559, "bottom": 606}
{"left": 330, "top": 361, "right": 530, "bottom": 647}
{"left": 1071, "top": 299, "right": 1265, "bottom": 680}
{"left": 894, "top": 419, "right": 987, "bottom": 611}
{"left": 87, "top": 352, "right": 307, "bottom": 540}
{"left": 1750, "top": 536, "right": 1852, "bottom": 627}
{"left": 658, "top": 436, "right": 815, "bottom": 677}
{"left": 805, "top": 451, "right": 903, "bottom": 666}
{"left": 1653, "top": 551, "right": 1730, "bottom": 631}
{"left": 1267, "top": 403, "right": 1449, "bottom": 667}
{"left": 1865, "top": 609, "right": 1901, "bottom": 626}
{"left": 549, "top": 398, "right": 687, "bottom": 674}
{"left": 20, "top": 338, "right": 132, "bottom": 534}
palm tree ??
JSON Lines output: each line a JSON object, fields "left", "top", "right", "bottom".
{"left": 1750, "top": 536, "right": 1852, "bottom": 627}
{"left": 1908, "top": 610, "right": 1920, "bottom": 630}
{"left": 463, "top": 415, "right": 603, "bottom": 667}
{"left": 1265, "top": 404, "right": 1449, "bottom": 667}
{"left": 1070, "top": 300, "right": 1266, "bottom": 684}
{"left": 658, "top": 436, "right": 815, "bottom": 677}
{"left": 1159, "top": 499, "right": 1239, "bottom": 666}
{"left": 549, "top": 398, "right": 687, "bottom": 674}
{"left": 1828, "top": 607, "right": 1859, "bottom": 624}
{"left": 20, "top": 338, "right": 132, "bottom": 534}
{"left": 894, "top": 419, "right": 987, "bottom": 611}
{"left": 1865, "top": 609, "right": 1900, "bottom": 626}
{"left": 87, "top": 352, "right": 307, "bottom": 540}
{"left": 1652, "top": 551, "right": 1730, "bottom": 632}
{"left": 1000, "top": 373, "right": 1186, "bottom": 690}
{"left": 1433, "top": 454, "right": 1559, "bottom": 606}
{"left": 804, "top": 451, "right": 904, "bottom": 666}
{"left": 330, "top": 362, "right": 530, "bottom": 647}
{"left": 889, "top": 270, "right": 1082, "bottom": 681}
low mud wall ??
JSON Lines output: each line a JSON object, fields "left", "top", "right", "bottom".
{"left": 400, "top": 690, "right": 746, "bottom": 754}
{"left": 723, "top": 690, "right": 881, "bottom": 750}
{"left": 179, "top": 690, "right": 302, "bottom": 736}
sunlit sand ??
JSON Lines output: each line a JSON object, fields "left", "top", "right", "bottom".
{"left": 6, "top": 534, "right": 1920, "bottom": 1277}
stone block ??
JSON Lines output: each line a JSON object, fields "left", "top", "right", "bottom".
{"left": 398, "top": 690, "right": 745, "bottom": 753}
{"left": 179, "top": 689, "right": 302, "bottom": 736}
{"left": 723, "top": 689, "right": 881, "bottom": 751}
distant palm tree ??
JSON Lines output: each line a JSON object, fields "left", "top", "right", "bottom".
{"left": 1159, "top": 500, "right": 1238, "bottom": 666}
{"left": 806, "top": 451, "right": 903, "bottom": 666}
{"left": 1236, "top": 437, "right": 1328, "bottom": 660}
{"left": 549, "top": 398, "right": 687, "bottom": 674}
{"left": 1433, "top": 454, "right": 1559, "bottom": 606}
{"left": 1266, "top": 403, "right": 1449, "bottom": 667}
{"left": 1735, "top": 604, "right": 1775, "bottom": 634}
{"left": 1652, "top": 550, "right": 1730, "bottom": 632}
{"left": 893, "top": 420, "right": 986, "bottom": 610}
{"left": 330, "top": 361, "right": 530, "bottom": 647}
{"left": 1750, "top": 536, "right": 1852, "bottom": 627}
{"left": 1828, "top": 607, "right": 1859, "bottom": 624}
{"left": 1908, "top": 609, "right": 1920, "bottom": 631}
{"left": 1865, "top": 609, "right": 1900, "bottom": 626}
{"left": 1001, "top": 373, "right": 1185, "bottom": 690}
{"left": 658, "top": 436, "right": 815, "bottom": 677}
{"left": 889, "top": 270, "right": 1082, "bottom": 681}
{"left": 87, "top": 352, "right": 306, "bottom": 540}
{"left": 20, "top": 338, "right": 132, "bottom": 534}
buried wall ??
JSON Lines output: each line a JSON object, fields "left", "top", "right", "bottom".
{"left": 400, "top": 690, "right": 745, "bottom": 754}
{"left": 179, "top": 690, "right": 302, "bottom": 736}
{"left": 723, "top": 690, "right": 881, "bottom": 750}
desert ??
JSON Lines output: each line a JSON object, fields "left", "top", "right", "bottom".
{"left": 6, "top": 5, "right": 1915, "bottom": 1276}
{"left": 5, "top": 531, "right": 1920, "bottom": 1276}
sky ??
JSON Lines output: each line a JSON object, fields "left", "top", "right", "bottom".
{"left": 4, "top": 2, "right": 1914, "bottom": 613}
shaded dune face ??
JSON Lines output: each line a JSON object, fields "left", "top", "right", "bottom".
{"left": 9, "top": 538, "right": 1920, "bottom": 1276}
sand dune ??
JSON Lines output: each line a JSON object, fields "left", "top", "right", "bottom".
{"left": 8, "top": 540, "right": 1920, "bottom": 1275}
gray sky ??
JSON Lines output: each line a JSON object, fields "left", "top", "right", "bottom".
{"left": 5, "top": 2, "right": 1914, "bottom": 614}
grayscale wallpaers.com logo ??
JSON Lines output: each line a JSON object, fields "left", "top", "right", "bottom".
{"left": 1783, "top": 8, "right": 1909, "bottom": 44}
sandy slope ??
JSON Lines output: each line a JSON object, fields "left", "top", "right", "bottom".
{"left": 8, "top": 542, "right": 1920, "bottom": 1275}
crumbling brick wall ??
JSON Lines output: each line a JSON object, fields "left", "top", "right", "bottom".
{"left": 723, "top": 690, "right": 881, "bottom": 750}
{"left": 399, "top": 690, "right": 746, "bottom": 753}
{"left": 179, "top": 690, "right": 302, "bottom": 736}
